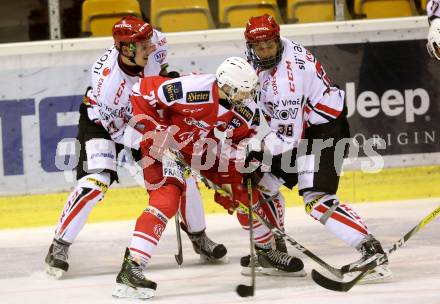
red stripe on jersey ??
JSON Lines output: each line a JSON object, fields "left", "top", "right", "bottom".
{"left": 316, "top": 205, "right": 368, "bottom": 236}
{"left": 315, "top": 103, "right": 341, "bottom": 118}
{"left": 58, "top": 189, "right": 101, "bottom": 237}
{"left": 129, "top": 247, "right": 152, "bottom": 259}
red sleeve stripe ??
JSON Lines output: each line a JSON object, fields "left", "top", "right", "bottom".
{"left": 315, "top": 103, "right": 341, "bottom": 118}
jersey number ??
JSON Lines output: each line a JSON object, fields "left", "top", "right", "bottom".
{"left": 278, "top": 124, "right": 294, "bottom": 137}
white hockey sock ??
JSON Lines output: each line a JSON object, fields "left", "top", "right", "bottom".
{"left": 303, "top": 191, "right": 369, "bottom": 248}
{"left": 180, "top": 176, "right": 206, "bottom": 233}
{"left": 54, "top": 173, "right": 110, "bottom": 243}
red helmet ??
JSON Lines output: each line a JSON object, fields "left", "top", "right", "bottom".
{"left": 244, "top": 14, "right": 280, "bottom": 43}
{"left": 112, "top": 16, "right": 153, "bottom": 50}
{"left": 244, "top": 14, "right": 282, "bottom": 70}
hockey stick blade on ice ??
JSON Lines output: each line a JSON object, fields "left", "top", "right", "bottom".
{"left": 174, "top": 212, "right": 183, "bottom": 266}
{"left": 312, "top": 204, "right": 440, "bottom": 292}
{"left": 236, "top": 178, "right": 256, "bottom": 297}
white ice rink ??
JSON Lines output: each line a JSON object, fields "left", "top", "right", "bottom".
{"left": 0, "top": 199, "right": 439, "bottom": 304}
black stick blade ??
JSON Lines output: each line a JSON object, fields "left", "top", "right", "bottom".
{"left": 174, "top": 254, "right": 183, "bottom": 266}
{"left": 311, "top": 268, "right": 369, "bottom": 292}
{"left": 236, "top": 284, "right": 254, "bottom": 297}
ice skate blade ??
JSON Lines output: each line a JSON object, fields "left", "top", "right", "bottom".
{"left": 112, "top": 283, "right": 155, "bottom": 300}
{"left": 241, "top": 266, "right": 307, "bottom": 277}
{"left": 359, "top": 265, "right": 393, "bottom": 284}
{"left": 45, "top": 266, "right": 66, "bottom": 279}
{"left": 199, "top": 254, "right": 229, "bottom": 264}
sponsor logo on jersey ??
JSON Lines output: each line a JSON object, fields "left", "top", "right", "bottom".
{"left": 157, "top": 37, "right": 167, "bottom": 47}
{"left": 183, "top": 117, "right": 210, "bottom": 129}
{"left": 154, "top": 50, "right": 166, "bottom": 63}
{"left": 228, "top": 117, "right": 242, "bottom": 129}
{"left": 280, "top": 99, "right": 301, "bottom": 107}
{"left": 162, "top": 82, "right": 183, "bottom": 102}
{"left": 102, "top": 67, "right": 111, "bottom": 76}
{"left": 251, "top": 109, "right": 260, "bottom": 126}
{"left": 186, "top": 91, "right": 210, "bottom": 103}
{"left": 93, "top": 48, "right": 113, "bottom": 74}
{"left": 235, "top": 105, "right": 253, "bottom": 122}
{"left": 153, "top": 224, "right": 165, "bottom": 238}
{"left": 285, "top": 60, "right": 295, "bottom": 93}
{"left": 90, "top": 152, "right": 115, "bottom": 160}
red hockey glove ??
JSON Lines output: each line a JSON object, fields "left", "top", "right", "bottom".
{"left": 214, "top": 183, "right": 248, "bottom": 215}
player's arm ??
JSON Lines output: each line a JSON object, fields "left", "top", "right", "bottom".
{"left": 427, "top": 0, "right": 440, "bottom": 60}
{"left": 302, "top": 50, "right": 344, "bottom": 125}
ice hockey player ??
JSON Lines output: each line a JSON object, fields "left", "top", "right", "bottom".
{"left": 45, "top": 16, "right": 226, "bottom": 279}
{"left": 427, "top": 0, "right": 440, "bottom": 60}
{"left": 239, "top": 14, "right": 392, "bottom": 282}
{"left": 111, "top": 57, "right": 304, "bottom": 300}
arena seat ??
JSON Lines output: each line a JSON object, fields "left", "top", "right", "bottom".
{"left": 354, "top": 0, "right": 417, "bottom": 18}
{"left": 81, "top": 0, "right": 143, "bottom": 37}
{"left": 287, "top": 0, "right": 335, "bottom": 23}
{"left": 218, "top": 0, "right": 284, "bottom": 28}
{"left": 150, "top": 0, "right": 215, "bottom": 32}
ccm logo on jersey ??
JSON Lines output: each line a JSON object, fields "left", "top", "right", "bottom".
{"left": 154, "top": 50, "right": 166, "bottom": 63}
{"left": 186, "top": 91, "right": 210, "bottom": 103}
{"left": 163, "top": 82, "right": 183, "bottom": 102}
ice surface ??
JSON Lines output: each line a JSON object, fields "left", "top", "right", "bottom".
{"left": 0, "top": 198, "right": 439, "bottom": 304}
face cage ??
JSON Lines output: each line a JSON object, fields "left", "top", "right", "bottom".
{"left": 246, "top": 39, "right": 283, "bottom": 70}
{"left": 226, "top": 87, "right": 257, "bottom": 108}
{"left": 427, "top": 41, "right": 440, "bottom": 61}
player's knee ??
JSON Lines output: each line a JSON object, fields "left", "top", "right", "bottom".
{"left": 77, "top": 173, "right": 110, "bottom": 198}
{"left": 303, "top": 191, "right": 338, "bottom": 222}
{"left": 149, "top": 184, "right": 182, "bottom": 219}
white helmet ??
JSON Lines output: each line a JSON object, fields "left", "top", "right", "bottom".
{"left": 216, "top": 57, "right": 259, "bottom": 106}
{"left": 427, "top": 18, "right": 440, "bottom": 60}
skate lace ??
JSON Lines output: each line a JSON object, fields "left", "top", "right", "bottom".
{"left": 268, "top": 250, "right": 291, "bottom": 266}
{"left": 52, "top": 242, "right": 69, "bottom": 261}
{"left": 196, "top": 233, "right": 217, "bottom": 251}
{"left": 128, "top": 263, "right": 146, "bottom": 281}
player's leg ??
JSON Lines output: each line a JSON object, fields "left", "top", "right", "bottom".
{"left": 45, "top": 105, "right": 118, "bottom": 278}
{"left": 179, "top": 176, "right": 227, "bottom": 262}
{"left": 113, "top": 153, "right": 184, "bottom": 299}
{"left": 235, "top": 185, "right": 304, "bottom": 277}
{"left": 299, "top": 114, "right": 391, "bottom": 281}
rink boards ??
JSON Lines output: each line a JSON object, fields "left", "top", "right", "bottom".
{"left": 1, "top": 165, "right": 439, "bottom": 229}
{"left": 0, "top": 16, "right": 439, "bottom": 229}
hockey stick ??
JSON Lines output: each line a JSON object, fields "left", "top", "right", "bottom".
{"left": 237, "top": 201, "right": 343, "bottom": 279}
{"left": 236, "top": 177, "right": 256, "bottom": 297}
{"left": 312, "top": 204, "right": 440, "bottom": 292}
{"left": 174, "top": 211, "right": 183, "bottom": 266}
{"left": 163, "top": 150, "right": 344, "bottom": 279}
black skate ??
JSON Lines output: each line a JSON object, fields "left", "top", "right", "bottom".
{"left": 343, "top": 235, "right": 392, "bottom": 283}
{"left": 45, "top": 238, "right": 70, "bottom": 279}
{"left": 241, "top": 247, "right": 306, "bottom": 277}
{"left": 112, "top": 248, "right": 157, "bottom": 300}
{"left": 181, "top": 223, "right": 228, "bottom": 263}
{"left": 275, "top": 235, "right": 288, "bottom": 253}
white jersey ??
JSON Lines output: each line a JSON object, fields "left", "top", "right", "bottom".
{"left": 88, "top": 29, "right": 168, "bottom": 146}
{"left": 258, "top": 37, "right": 345, "bottom": 155}
{"left": 428, "top": 0, "right": 440, "bottom": 20}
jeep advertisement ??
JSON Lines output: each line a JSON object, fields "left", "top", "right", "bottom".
{"left": 312, "top": 39, "right": 440, "bottom": 156}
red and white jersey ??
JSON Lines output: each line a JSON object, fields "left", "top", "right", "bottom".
{"left": 428, "top": 0, "right": 440, "bottom": 19}
{"left": 130, "top": 74, "right": 258, "bottom": 155}
{"left": 88, "top": 29, "right": 168, "bottom": 145}
{"left": 257, "top": 37, "right": 345, "bottom": 155}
